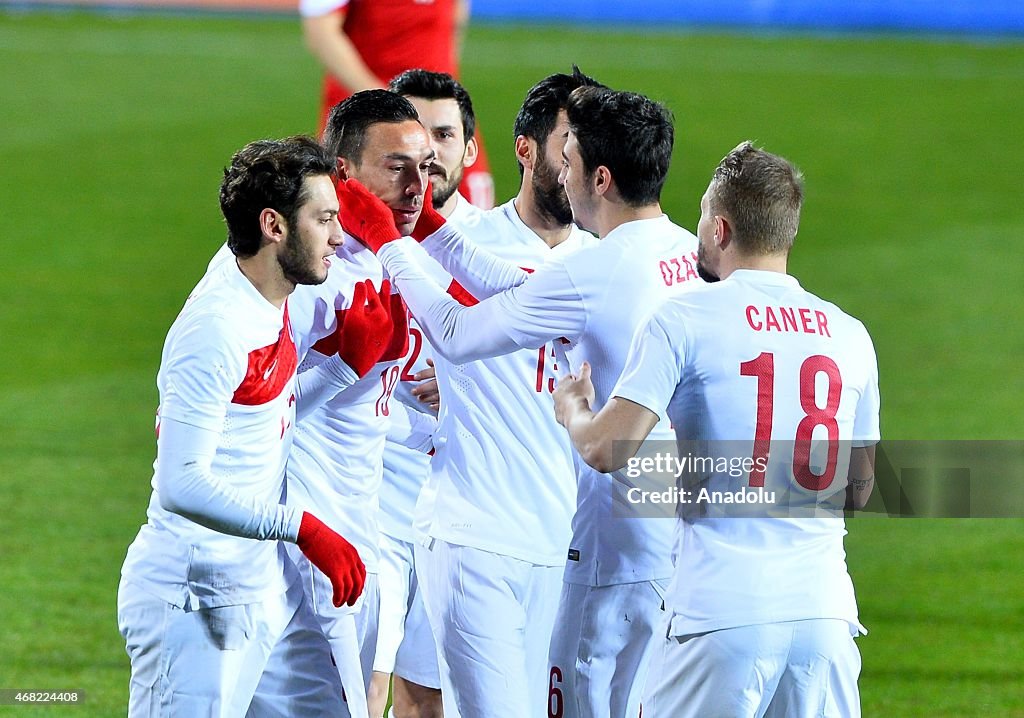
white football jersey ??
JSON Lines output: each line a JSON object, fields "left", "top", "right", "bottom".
{"left": 379, "top": 214, "right": 702, "bottom": 585}
{"left": 613, "top": 269, "right": 880, "bottom": 635}
{"left": 121, "top": 257, "right": 299, "bottom": 609}
{"left": 285, "top": 237, "right": 397, "bottom": 573}
{"left": 419, "top": 200, "right": 591, "bottom": 565}
{"left": 378, "top": 196, "right": 481, "bottom": 544}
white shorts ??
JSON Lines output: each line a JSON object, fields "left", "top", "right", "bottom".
{"left": 117, "top": 576, "right": 344, "bottom": 717}
{"left": 289, "top": 544, "right": 381, "bottom": 718}
{"left": 373, "top": 531, "right": 441, "bottom": 689}
{"left": 546, "top": 579, "right": 667, "bottom": 718}
{"left": 644, "top": 619, "right": 861, "bottom": 718}
{"left": 416, "top": 538, "right": 563, "bottom": 718}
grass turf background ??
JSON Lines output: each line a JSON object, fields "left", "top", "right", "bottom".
{"left": 0, "top": 11, "right": 1022, "bottom": 716}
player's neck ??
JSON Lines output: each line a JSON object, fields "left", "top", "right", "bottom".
{"left": 594, "top": 202, "right": 663, "bottom": 239}
{"left": 438, "top": 193, "right": 459, "bottom": 219}
{"left": 512, "top": 195, "right": 572, "bottom": 249}
{"left": 720, "top": 253, "right": 789, "bottom": 279}
{"left": 236, "top": 254, "right": 292, "bottom": 309}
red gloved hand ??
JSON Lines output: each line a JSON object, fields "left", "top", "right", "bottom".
{"left": 337, "top": 279, "right": 395, "bottom": 377}
{"left": 296, "top": 511, "right": 366, "bottom": 607}
{"left": 379, "top": 291, "right": 410, "bottom": 362}
{"left": 411, "top": 180, "right": 446, "bottom": 241}
{"left": 336, "top": 178, "right": 402, "bottom": 253}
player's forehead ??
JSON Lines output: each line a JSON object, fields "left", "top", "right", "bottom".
{"left": 362, "top": 119, "right": 433, "bottom": 162}
{"left": 298, "top": 173, "right": 339, "bottom": 212}
{"left": 405, "top": 96, "right": 463, "bottom": 131}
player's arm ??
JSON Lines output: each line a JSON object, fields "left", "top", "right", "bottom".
{"left": 845, "top": 445, "right": 876, "bottom": 511}
{"left": 554, "top": 362, "right": 660, "bottom": 473}
{"left": 294, "top": 279, "right": 396, "bottom": 420}
{"left": 386, "top": 401, "right": 437, "bottom": 453}
{"left": 339, "top": 179, "right": 583, "bottom": 363}
{"left": 301, "top": 5, "right": 383, "bottom": 92}
{"left": 158, "top": 315, "right": 365, "bottom": 606}
{"left": 414, "top": 197, "right": 532, "bottom": 299}
{"left": 454, "top": 0, "right": 470, "bottom": 62}
{"left": 846, "top": 324, "right": 881, "bottom": 512}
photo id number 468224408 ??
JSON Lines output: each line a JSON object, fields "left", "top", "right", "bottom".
{"left": 0, "top": 689, "right": 82, "bottom": 704}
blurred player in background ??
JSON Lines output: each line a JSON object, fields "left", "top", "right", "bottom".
{"left": 339, "top": 67, "right": 601, "bottom": 717}
{"left": 117, "top": 136, "right": 376, "bottom": 716}
{"left": 554, "top": 141, "right": 879, "bottom": 718}
{"left": 364, "top": 69, "right": 485, "bottom": 718}
{"left": 335, "top": 85, "right": 704, "bottom": 716}
{"left": 335, "top": 82, "right": 697, "bottom": 717}
{"left": 283, "top": 91, "right": 437, "bottom": 718}
{"left": 300, "top": 0, "right": 494, "bottom": 209}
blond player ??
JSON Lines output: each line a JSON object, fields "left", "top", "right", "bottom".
{"left": 554, "top": 142, "right": 879, "bottom": 717}
{"left": 336, "top": 85, "right": 702, "bottom": 717}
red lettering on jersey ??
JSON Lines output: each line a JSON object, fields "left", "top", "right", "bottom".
{"left": 780, "top": 307, "right": 798, "bottom": 332}
{"left": 815, "top": 310, "right": 831, "bottom": 337}
{"left": 746, "top": 304, "right": 831, "bottom": 337}
{"left": 746, "top": 305, "right": 762, "bottom": 330}
{"left": 232, "top": 305, "right": 298, "bottom": 406}
{"left": 799, "top": 308, "right": 815, "bottom": 334}
{"left": 661, "top": 253, "right": 702, "bottom": 287}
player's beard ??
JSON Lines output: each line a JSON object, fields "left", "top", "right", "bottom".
{"left": 279, "top": 224, "right": 327, "bottom": 286}
{"left": 429, "top": 162, "right": 464, "bottom": 210}
{"left": 696, "top": 240, "right": 721, "bottom": 283}
{"left": 532, "top": 155, "right": 573, "bottom": 227}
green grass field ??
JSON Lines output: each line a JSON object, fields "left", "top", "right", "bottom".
{"left": 1, "top": 10, "right": 1022, "bottom": 716}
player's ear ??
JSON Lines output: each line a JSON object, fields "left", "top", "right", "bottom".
{"left": 260, "top": 208, "right": 286, "bottom": 246}
{"left": 593, "top": 165, "right": 612, "bottom": 197}
{"left": 462, "top": 136, "right": 479, "bottom": 169}
{"left": 514, "top": 135, "right": 533, "bottom": 172}
{"left": 714, "top": 215, "right": 732, "bottom": 249}
{"left": 336, "top": 156, "right": 353, "bottom": 181}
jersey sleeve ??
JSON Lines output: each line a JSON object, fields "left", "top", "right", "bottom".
{"left": 158, "top": 313, "right": 245, "bottom": 432}
{"left": 420, "top": 222, "right": 532, "bottom": 300}
{"left": 378, "top": 237, "right": 584, "bottom": 363}
{"left": 156, "top": 417, "right": 302, "bottom": 542}
{"left": 156, "top": 314, "right": 301, "bottom": 542}
{"left": 611, "top": 310, "right": 684, "bottom": 417}
{"left": 852, "top": 323, "right": 881, "bottom": 446}
{"left": 299, "top": 0, "right": 349, "bottom": 18}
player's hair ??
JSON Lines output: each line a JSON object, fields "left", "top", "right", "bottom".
{"left": 219, "top": 135, "right": 334, "bottom": 258}
{"left": 389, "top": 69, "right": 477, "bottom": 144}
{"left": 564, "top": 87, "right": 674, "bottom": 208}
{"left": 512, "top": 65, "right": 604, "bottom": 177}
{"left": 323, "top": 89, "right": 421, "bottom": 164}
{"left": 709, "top": 141, "right": 804, "bottom": 254}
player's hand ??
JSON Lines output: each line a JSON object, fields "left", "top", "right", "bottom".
{"left": 411, "top": 180, "right": 446, "bottom": 241}
{"left": 379, "top": 291, "right": 410, "bottom": 362}
{"left": 336, "top": 178, "right": 402, "bottom": 253}
{"left": 337, "top": 279, "right": 395, "bottom": 377}
{"left": 410, "top": 358, "right": 441, "bottom": 412}
{"left": 553, "top": 361, "right": 595, "bottom": 428}
{"left": 296, "top": 511, "right": 366, "bottom": 607}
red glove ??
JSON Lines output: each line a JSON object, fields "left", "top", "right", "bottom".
{"left": 379, "top": 291, "right": 410, "bottom": 362}
{"left": 296, "top": 512, "right": 366, "bottom": 607}
{"left": 336, "top": 178, "right": 402, "bottom": 253}
{"left": 411, "top": 180, "right": 446, "bottom": 241}
{"left": 337, "top": 279, "right": 395, "bottom": 377}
